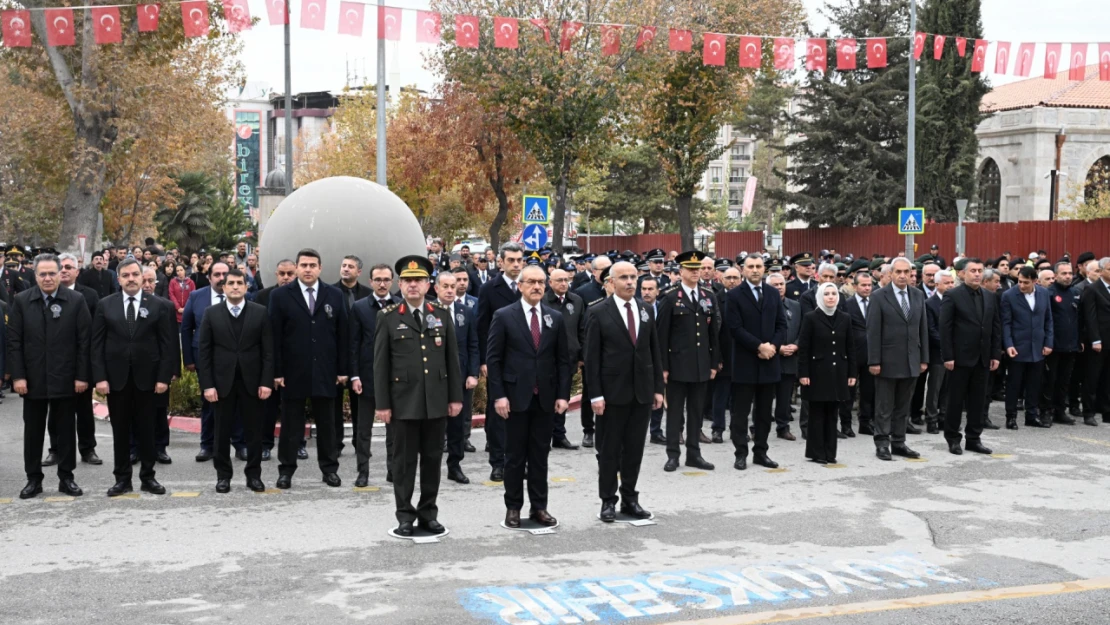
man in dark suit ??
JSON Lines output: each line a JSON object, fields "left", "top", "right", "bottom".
{"left": 130, "top": 266, "right": 179, "bottom": 464}
{"left": 866, "top": 258, "right": 928, "bottom": 461}
{"left": 197, "top": 268, "right": 274, "bottom": 493}
{"left": 544, "top": 267, "right": 585, "bottom": 450}
{"left": 487, "top": 265, "right": 570, "bottom": 528}
{"left": 1069, "top": 258, "right": 1099, "bottom": 418}
{"left": 467, "top": 254, "right": 496, "bottom": 297}
{"left": 8, "top": 254, "right": 91, "bottom": 499}
{"left": 842, "top": 271, "right": 874, "bottom": 436}
{"left": 77, "top": 251, "right": 118, "bottom": 299}
{"left": 727, "top": 254, "right": 788, "bottom": 470}
{"left": 584, "top": 261, "right": 663, "bottom": 522}
{"left": 1001, "top": 266, "right": 1054, "bottom": 429}
{"left": 1042, "top": 261, "right": 1081, "bottom": 425}
{"left": 254, "top": 259, "right": 298, "bottom": 459}
{"left": 922, "top": 270, "right": 953, "bottom": 434}
{"left": 91, "top": 258, "right": 177, "bottom": 496}
{"left": 942, "top": 258, "right": 1002, "bottom": 455}
{"left": 270, "top": 248, "right": 349, "bottom": 489}
{"left": 374, "top": 256, "right": 463, "bottom": 537}
{"left": 1081, "top": 257, "right": 1110, "bottom": 426}
{"left": 333, "top": 255, "right": 373, "bottom": 457}
{"left": 477, "top": 242, "right": 525, "bottom": 481}
{"left": 767, "top": 273, "right": 801, "bottom": 439}
{"left": 640, "top": 276, "right": 668, "bottom": 444}
{"left": 573, "top": 254, "right": 612, "bottom": 448}
{"left": 709, "top": 268, "right": 740, "bottom": 442}
{"left": 435, "top": 271, "right": 480, "bottom": 485}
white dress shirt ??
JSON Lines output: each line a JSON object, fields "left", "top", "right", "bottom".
{"left": 123, "top": 291, "right": 142, "bottom": 316}
{"left": 521, "top": 299, "right": 542, "bottom": 336}
{"left": 592, "top": 294, "right": 641, "bottom": 403}
{"left": 299, "top": 280, "right": 317, "bottom": 309}
{"left": 210, "top": 288, "right": 225, "bottom": 307}
{"left": 1024, "top": 290, "right": 1036, "bottom": 311}
{"left": 502, "top": 274, "right": 518, "bottom": 292}
{"left": 227, "top": 299, "right": 245, "bottom": 317}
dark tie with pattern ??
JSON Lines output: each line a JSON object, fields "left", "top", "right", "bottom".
{"left": 530, "top": 307, "right": 541, "bottom": 350}
{"left": 306, "top": 287, "right": 316, "bottom": 314}
{"left": 126, "top": 296, "right": 137, "bottom": 337}
{"left": 899, "top": 290, "right": 909, "bottom": 317}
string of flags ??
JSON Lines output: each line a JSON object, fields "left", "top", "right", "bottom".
{"left": 1, "top": 2, "right": 1108, "bottom": 81}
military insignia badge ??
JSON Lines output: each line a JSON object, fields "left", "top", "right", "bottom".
{"left": 435, "top": 336, "right": 443, "bottom": 347}
{"left": 426, "top": 313, "right": 437, "bottom": 329}
{"left": 397, "top": 323, "right": 409, "bottom": 331}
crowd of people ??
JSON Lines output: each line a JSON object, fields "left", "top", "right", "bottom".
{"left": 3, "top": 236, "right": 1107, "bottom": 536}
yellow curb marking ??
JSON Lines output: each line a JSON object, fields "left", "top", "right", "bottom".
{"left": 112, "top": 493, "right": 141, "bottom": 499}
{"left": 824, "top": 464, "right": 847, "bottom": 469}
{"left": 353, "top": 487, "right": 381, "bottom": 493}
{"left": 44, "top": 496, "right": 75, "bottom": 502}
{"left": 171, "top": 492, "right": 201, "bottom": 498}
{"left": 0, "top": 498, "right": 12, "bottom": 504}
{"left": 989, "top": 454, "right": 1014, "bottom": 459}
{"left": 681, "top": 471, "right": 707, "bottom": 477}
{"left": 482, "top": 481, "right": 501, "bottom": 487}
{"left": 1067, "top": 436, "right": 1110, "bottom": 449}
{"left": 551, "top": 477, "right": 576, "bottom": 483}
{"left": 765, "top": 468, "right": 788, "bottom": 473}
{"left": 905, "top": 458, "right": 929, "bottom": 463}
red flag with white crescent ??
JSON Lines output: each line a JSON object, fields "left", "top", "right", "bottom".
{"left": 806, "top": 38, "right": 827, "bottom": 72}
{"left": 299, "top": 0, "right": 325, "bottom": 30}
{"left": 1014, "top": 42, "right": 1035, "bottom": 77}
{"left": 494, "top": 17, "right": 518, "bottom": 49}
{"left": 867, "top": 38, "right": 887, "bottom": 68}
{"left": 456, "top": 15, "right": 479, "bottom": 48}
{"left": 1099, "top": 43, "right": 1110, "bottom": 81}
{"left": 669, "top": 28, "right": 691, "bottom": 52}
{"left": 773, "top": 37, "right": 794, "bottom": 70}
{"left": 222, "top": 0, "right": 252, "bottom": 33}
{"left": 702, "top": 33, "right": 725, "bottom": 66}
{"left": 416, "top": 11, "right": 440, "bottom": 44}
{"left": 1044, "top": 42, "right": 1062, "bottom": 79}
{"left": 529, "top": 18, "right": 551, "bottom": 44}
{"left": 600, "top": 24, "right": 621, "bottom": 57}
{"left": 44, "top": 8, "right": 76, "bottom": 47}
{"left": 559, "top": 21, "right": 581, "bottom": 53}
{"left": 1, "top": 10, "right": 32, "bottom": 47}
{"left": 92, "top": 6, "right": 122, "bottom": 44}
{"left": 635, "top": 26, "right": 657, "bottom": 51}
{"left": 955, "top": 37, "right": 967, "bottom": 57}
{"left": 738, "top": 36, "right": 761, "bottom": 68}
{"left": 377, "top": 6, "right": 401, "bottom": 40}
{"left": 1069, "top": 43, "right": 1087, "bottom": 81}
{"left": 136, "top": 4, "right": 161, "bottom": 31}
{"left": 181, "top": 2, "right": 210, "bottom": 38}
{"left": 970, "top": 39, "right": 988, "bottom": 73}
{"left": 933, "top": 34, "right": 945, "bottom": 60}
{"left": 994, "top": 41, "right": 1011, "bottom": 74}
{"left": 338, "top": 2, "right": 363, "bottom": 36}
{"left": 836, "top": 38, "right": 856, "bottom": 70}
{"left": 263, "top": 0, "right": 286, "bottom": 26}
{"left": 913, "top": 31, "right": 925, "bottom": 60}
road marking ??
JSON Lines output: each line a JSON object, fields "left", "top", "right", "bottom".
{"left": 353, "top": 486, "right": 381, "bottom": 493}
{"left": 551, "top": 477, "right": 576, "bottom": 483}
{"left": 652, "top": 577, "right": 1110, "bottom": 625}
{"left": 112, "top": 493, "right": 141, "bottom": 499}
{"left": 765, "top": 468, "right": 788, "bottom": 473}
{"left": 682, "top": 471, "right": 707, "bottom": 477}
{"left": 1067, "top": 435, "right": 1110, "bottom": 449}
{"left": 171, "top": 492, "right": 201, "bottom": 498}
{"left": 0, "top": 498, "right": 12, "bottom": 504}
{"left": 483, "top": 481, "right": 502, "bottom": 487}
{"left": 824, "top": 464, "right": 847, "bottom": 469}
{"left": 989, "top": 454, "right": 1014, "bottom": 459}
{"left": 904, "top": 458, "right": 929, "bottom": 463}
{"left": 260, "top": 489, "right": 283, "bottom": 494}
{"left": 43, "top": 496, "right": 75, "bottom": 502}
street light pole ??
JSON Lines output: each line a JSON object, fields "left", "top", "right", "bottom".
{"left": 904, "top": 0, "right": 917, "bottom": 259}
{"left": 283, "top": 1, "right": 293, "bottom": 195}
{"left": 376, "top": 0, "right": 387, "bottom": 186}
{"left": 1050, "top": 127, "right": 1067, "bottom": 220}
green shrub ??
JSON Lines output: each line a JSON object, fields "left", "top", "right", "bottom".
{"left": 169, "top": 370, "right": 202, "bottom": 416}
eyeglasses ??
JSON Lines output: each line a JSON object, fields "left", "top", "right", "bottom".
{"left": 371, "top": 278, "right": 393, "bottom": 283}
{"left": 520, "top": 279, "right": 547, "bottom": 287}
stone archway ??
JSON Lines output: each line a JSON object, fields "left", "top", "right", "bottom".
{"left": 1085, "top": 155, "right": 1110, "bottom": 203}
{"left": 975, "top": 158, "right": 1001, "bottom": 222}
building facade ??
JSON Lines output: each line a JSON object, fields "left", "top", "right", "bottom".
{"left": 696, "top": 124, "right": 758, "bottom": 220}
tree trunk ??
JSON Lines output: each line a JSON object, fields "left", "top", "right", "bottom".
{"left": 58, "top": 118, "right": 114, "bottom": 253}
{"left": 676, "top": 194, "right": 694, "bottom": 251}
{"left": 488, "top": 186, "right": 510, "bottom": 251}
{"left": 643, "top": 217, "right": 652, "bottom": 234}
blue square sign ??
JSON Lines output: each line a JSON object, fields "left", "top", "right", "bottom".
{"left": 522, "top": 195, "right": 550, "bottom": 225}
{"left": 898, "top": 207, "right": 925, "bottom": 235}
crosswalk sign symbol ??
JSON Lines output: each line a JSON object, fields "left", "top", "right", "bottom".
{"left": 898, "top": 207, "right": 925, "bottom": 235}
{"left": 522, "top": 195, "right": 550, "bottom": 225}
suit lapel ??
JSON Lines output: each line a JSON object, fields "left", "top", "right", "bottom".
{"left": 513, "top": 303, "right": 537, "bottom": 353}
{"left": 605, "top": 298, "right": 636, "bottom": 347}
{"left": 290, "top": 283, "right": 312, "bottom": 317}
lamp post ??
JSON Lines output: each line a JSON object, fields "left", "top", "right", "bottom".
{"left": 955, "top": 199, "right": 968, "bottom": 255}
{"left": 1049, "top": 127, "right": 1067, "bottom": 220}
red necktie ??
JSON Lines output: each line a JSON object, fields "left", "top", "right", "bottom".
{"left": 530, "top": 307, "right": 541, "bottom": 350}
{"left": 625, "top": 302, "right": 637, "bottom": 344}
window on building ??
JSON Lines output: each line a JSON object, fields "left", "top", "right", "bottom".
{"left": 729, "top": 189, "right": 740, "bottom": 205}
{"left": 1085, "top": 155, "right": 1110, "bottom": 203}
{"left": 710, "top": 189, "right": 723, "bottom": 202}
{"left": 975, "top": 158, "right": 1001, "bottom": 222}
{"left": 709, "top": 167, "right": 722, "bottom": 184}
{"left": 730, "top": 144, "right": 749, "bottom": 160}
{"left": 730, "top": 167, "right": 742, "bottom": 182}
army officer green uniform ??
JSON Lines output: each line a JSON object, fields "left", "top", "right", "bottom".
{"left": 374, "top": 256, "right": 463, "bottom": 536}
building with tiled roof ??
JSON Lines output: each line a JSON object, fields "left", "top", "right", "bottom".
{"left": 975, "top": 65, "right": 1110, "bottom": 222}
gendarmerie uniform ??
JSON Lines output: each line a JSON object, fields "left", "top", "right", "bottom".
{"left": 785, "top": 252, "right": 817, "bottom": 301}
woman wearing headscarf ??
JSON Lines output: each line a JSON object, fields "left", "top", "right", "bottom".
{"left": 798, "top": 282, "right": 856, "bottom": 464}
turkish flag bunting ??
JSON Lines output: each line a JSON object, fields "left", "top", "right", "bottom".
{"left": 806, "top": 38, "right": 827, "bottom": 72}
{"left": 994, "top": 41, "right": 1011, "bottom": 74}
{"left": 933, "top": 34, "right": 945, "bottom": 60}
{"left": 137, "top": 4, "right": 161, "bottom": 31}
{"left": 1099, "top": 43, "right": 1110, "bottom": 81}
{"left": 92, "top": 7, "right": 122, "bottom": 44}
{"left": 970, "top": 39, "right": 988, "bottom": 73}
{"left": 669, "top": 28, "right": 692, "bottom": 52}
{"left": 299, "top": 0, "right": 325, "bottom": 30}
{"left": 600, "top": 25, "right": 621, "bottom": 57}
{"left": 529, "top": 19, "right": 551, "bottom": 44}
{"left": 702, "top": 33, "right": 725, "bottom": 66}
{"left": 635, "top": 26, "right": 657, "bottom": 51}
{"left": 456, "top": 15, "right": 479, "bottom": 48}
{"left": 1044, "top": 43, "right": 1062, "bottom": 79}
{"left": 836, "top": 38, "right": 856, "bottom": 70}
{"left": 416, "top": 11, "right": 440, "bottom": 44}
{"left": 738, "top": 36, "right": 761, "bottom": 68}
{"left": 263, "top": 0, "right": 286, "bottom": 26}
{"left": 181, "top": 2, "right": 209, "bottom": 38}
{"left": 494, "top": 17, "right": 517, "bottom": 49}
{"left": 1069, "top": 43, "right": 1087, "bottom": 81}
{"left": 338, "top": 2, "right": 364, "bottom": 37}
{"left": 222, "top": 0, "right": 252, "bottom": 33}
{"left": 44, "top": 8, "right": 76, "bottom": 47}
{"left": 955, "top": 37, "right": 967, "bottom": 57}
{"left": 378, "top": 6, "right": 401, "bottom": 40}
{"left": 867, "top": 38, "right": 887, "bottom": 68}
{"left": 913, "top": 32, "right": 925, "bottom": 60}
{"left": 1015, "top": 42, "right": 1035, "bottom": 77}
{"left": 1, "top": 10, "right": 31, "bottom": 47}
{"left": 773, "top": 38, "right": 794, "bottom": 70}
{"left": 559, "top": 21, "right": 581, "bottom": 53}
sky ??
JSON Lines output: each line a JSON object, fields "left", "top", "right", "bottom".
{"left": 235, "top": 0, "right": 1106, "bottom": 98}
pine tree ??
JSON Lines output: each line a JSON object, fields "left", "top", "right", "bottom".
{"left": 915, "top": 0, "right": 990, "bottom": 222}
{"left": 777, "top": 0, "right": 911, "bottom": 226}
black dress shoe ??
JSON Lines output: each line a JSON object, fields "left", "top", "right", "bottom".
{"left": 581, "top": 433, "right": 595, "bottom": 448}
{"left": 777, "top": 429, "right": 797, "bottom": 441}
{"left": 552, "top": 437, "right": 579, "bottom": 450}
{"left": 926, "top": 422, "right": 940, "bottom": 434}
{"left": 948, "top": 442, "right": 963, "bottom": 455}
{"left": 1084, "top": 416, "right": 1100, "bottom": 426}
{"left": 107, "top": 481, "right": 133, "bottom": 497}
{"left": 297, "top": 446, "right": 309, "bottom": 460}
{"left": 396, "top": 521, "right": 414, "bottom": 537}
{"left": 448, "top": 468, "right": 470, "bottom": 484}
{"left": 753, "top": 455, "right": 778, "bottom": 469}
{"left": 463, "top": 440, "right": 476, "bottom": 453}
{"left": 620, "top": 501, "right": 652, "bottom": 519}
{"left": 59, "top": 478, "right": 83, "bottom": 497}
{"left": 841, "top": 427, "right": 855, "bottom": 438}
{"left": 195, "top": 448, "right": 213, "bottom": 462}
{"left": 141, "top": 479, "right": 166, "bottom": 495}
{"left": 355, "top": 472, "right": 369, "bottom": 488}
{"left": 42, "top": 452, "right": 59, "bottom": 467}
{"left": 910, "top": 416, "right": 924, "bottom": 426}
{"left": 663, "top": 457, "right": 679, "bottom": 472}
{"left": 876, "top": 446, "right": 893, "bottom": 461}
{"left": 247, "top": 478, "right": 266, "bottom": 492}
{"left": 235, "top": 448, "right": 249, "bottom": 461}
{"left": 261, "top": 449, "right": 272, "bottom": 461}
{"left": 649, "top": 434, "right": 666, "bottom": 445}
{"left": 965, "top": 441, "right": 993, "bottom": 454}
{"left": 1026, "top": 419, "right": 1050, "bottom": 428}
{"left": 891, "top": 444, "right": 920, "bottom": 459}
{"left": 505, "top": 509, "right": 521, "bottom": 528}
{"left": 484, "top": 442, "right": 490, "bottom": 452}
{"left": 837, "top": 430, "right": 848, "bottom": 439}
{"left": 906, "top": 423, "right": 922, "bottom": 435}
{"left": 600, "top": 502, "right": 617, "bottom": 523}
{"left": 983, "top": 417, "right": 1001, "bottom": 430}
{"left": 19, "top": 480, "right": 43, "bottom": 499}
{"left": 530, "top": 510, "right": 558, "bottom": 526}
{"left": 734, "top": 457, "right": 747, "bottom": 470}
{"left": 276, "top": 475, "right": 292, "bottom": 489}
{"left": 322, "top": 473, "right": 341, "bottom": 487}
{"left": 130, "top": 452, "right": 139, "bottom": 465}
{"left": 1053, "top": 415, "right": 1076, "bottom": 425}
{"left": 858, "top": 424, "right": 875, "bottom": 436}
{"left": 698, "top": 430, "right": 712, "bottom": 444}
{"left": 156, "top": 451, "right": 172, "bottom": 464}
{"left": 685, "top": 456, "right": 715, "bottom": 470}
{"left": 490, "top": 467, "right": 504, "bottom": 482}
{"left": 216, "top": 479, "right": 231, "bottom": 493}
{"left": 1069, "top": 407, "right": 1083, "bottom": 417}
{"left": 419, "top": 519, "right": 445, "bottom": 535}
{"left": 1006, "top": 417, "right": 1019, "bottom": 430}
{"left": 81, "top": 450, "right": 103, "bottom": 465}
{"left": 712, "top": 431, "right": 724, "bottom": 443}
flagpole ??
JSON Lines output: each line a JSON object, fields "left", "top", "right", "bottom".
{"left": 376, "top": 0, "right": 387, "bottom": 186}
{"left": 283, "top": 1, "right": 294, "bottom": 195}
{"left": 904, "top": 0, "right": 916, "bottom": 258}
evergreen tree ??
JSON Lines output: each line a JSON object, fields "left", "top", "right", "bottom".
{"left": 916, "top": 0, "right": 990, "bottom": 222}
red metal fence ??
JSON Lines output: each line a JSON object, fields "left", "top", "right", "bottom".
{"left": 575, "top": 234, "right": 683, "bottom": 255}
{"left": 713, "top": 231, "right": 768, "bottom": 260}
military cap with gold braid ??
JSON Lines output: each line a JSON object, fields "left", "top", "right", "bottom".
{"left": 6, "top": 245, "right": 25, "bottom": 258}
{"left": 675, "top": 250, "right": 707, "bottom": 269}
{"left": 395, "top": 255, "right": 434, "bottom": 279}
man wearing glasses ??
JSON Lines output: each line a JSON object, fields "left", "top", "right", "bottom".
{"left": 544, "top": 267, "right": 586, "bottom": 450}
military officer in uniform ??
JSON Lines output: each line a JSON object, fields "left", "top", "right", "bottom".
{"left": 786, "top": 252, "right": 817, "bottom": 300}
{"left": 657, "top": 251, "right": 719, "bottom": 472}
{"left": 374, "top": 256, "right": 463, "bottom": 537}
{"left": 637, "top": 248, "right": 671, "bottom": 296}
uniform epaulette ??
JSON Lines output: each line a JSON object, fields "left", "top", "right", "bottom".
{"left": 587, "top": 298, "right": 605, "bottom": 307}
{"left": 662, "top": 284, "right": 681, "bottom": 296}
{"left": 431, "top": 301, "right": 448, "bottom": 310}
{"left": 383, "top": 303, "right": 400, "bottom": 313}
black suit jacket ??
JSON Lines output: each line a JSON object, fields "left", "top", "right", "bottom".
{"left": 843, "top": 294, "right": 869, "bottom": 367}
{"left": 269, "top": 281, "right": 349, "bottom": 399}
{"left": 334, "top": 280, "right": 373, "bottom": 310}
{"left": 925, "top": 294, "right": 944, "bottom": 365}
{"left": 544, "top": 290, "right": 585, "bottom": 363}
{"left": 6, "top": 287, "right": 91, "bottom": 398}
{"left": 348, "top": 296, "right": 379, "bottom": 394}
{"left": 584, "top": 297, "right": 664, "bottom": 406}
{"left": 477, "top": 276, "right": 520, "bottom": 365}
{"left": 726, "top": 281, "right": 787, "bottom": 385}
{"left": 197, "top": 300, "right": 274, "bottom": 396}
{"left": 69, "top": 284, "right": 99, "bottom": 316}
{"left": 940, "top": 285, "right": 1002, "bottom": 368}
{"left": 254, "top": 285, "right": 276, "bottom": 309}
{"left": 468, "top": 268, "right": 495, "bottom": 297}
{"left": 1081, "top": 279, "right": 1110, "bottom": 348}
{"left": 487, "top": 303, "right": 571, "bottom": 412}
{"left": 445, "top": 299, "right": 480, "bottom": 378}
{"left": 91, "top": 291, "right": 177, "bottom": 391}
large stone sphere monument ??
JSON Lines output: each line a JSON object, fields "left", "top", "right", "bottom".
{"left": 259, "top": 176, "right": 426, "bottom": 285}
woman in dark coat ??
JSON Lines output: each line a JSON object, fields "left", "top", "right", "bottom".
{"left": 798, "top": 282, "right": 856, "bottom": 464}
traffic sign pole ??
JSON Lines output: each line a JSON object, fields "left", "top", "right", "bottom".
{"left": 905, "top": 0, "right": 917, "bottom": 259}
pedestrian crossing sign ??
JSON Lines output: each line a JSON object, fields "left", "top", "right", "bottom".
{"left": 898, "top": 207, "right": 925, "bottom": 235}
{"left": 523, "top": 195, "right": 550, "bottom": 225}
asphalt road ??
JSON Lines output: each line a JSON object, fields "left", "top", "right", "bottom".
{"left": 1, "top": 394, "right": 1109, "bottom": 625}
